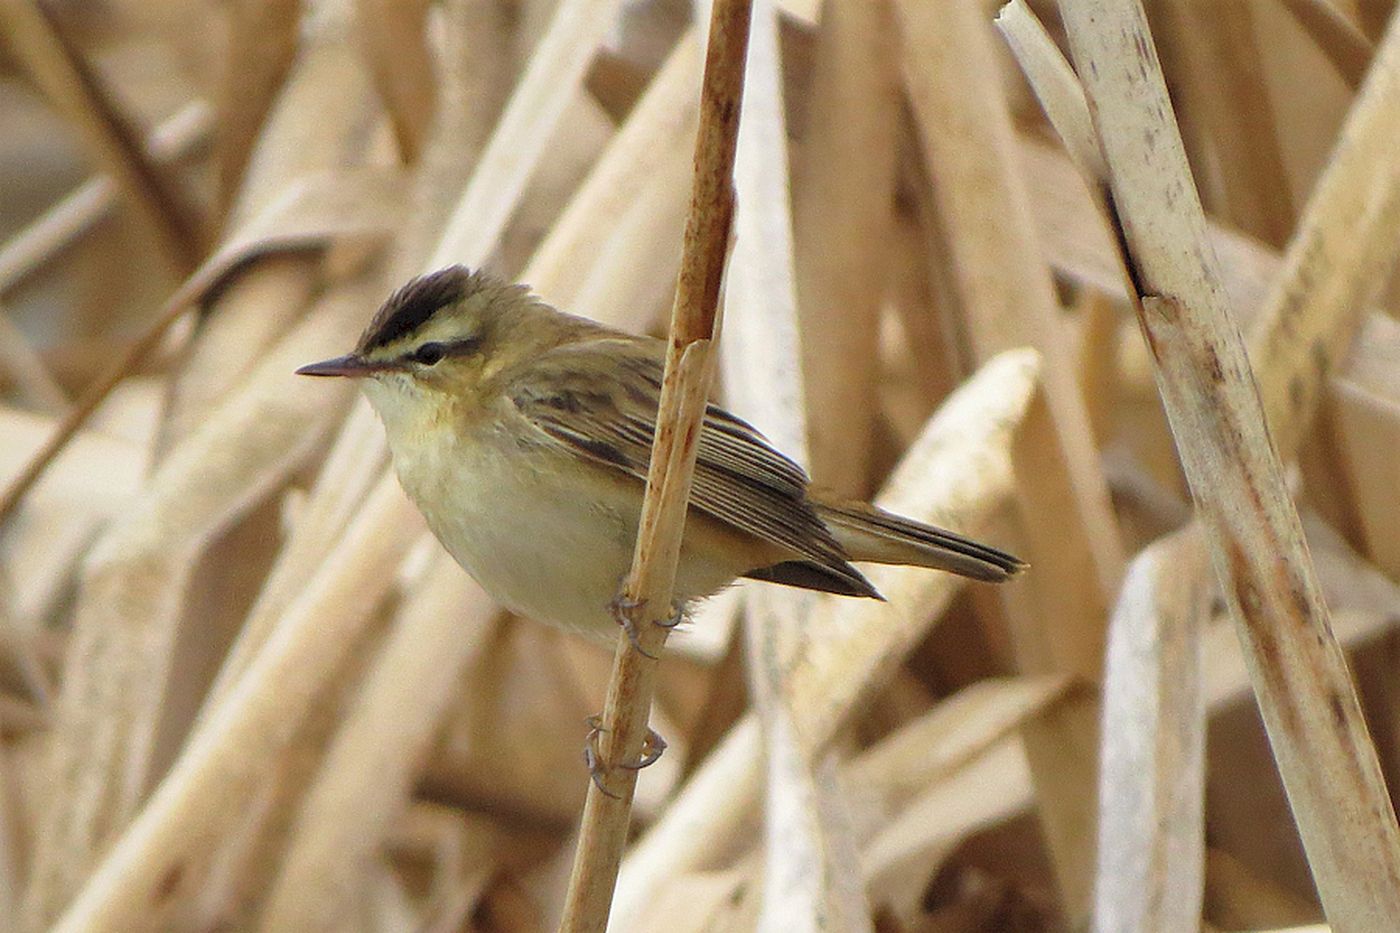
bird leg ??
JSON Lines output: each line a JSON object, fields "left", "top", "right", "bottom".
{"left": 583, "top": 715, "right": 668, "bottom": 798}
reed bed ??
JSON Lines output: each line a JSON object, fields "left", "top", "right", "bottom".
{"left": 1, "top": 0, "right": 1399, "bottom": 930}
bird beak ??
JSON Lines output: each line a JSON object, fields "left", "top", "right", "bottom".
{"left": 296, "top": 354, "right": 395, "bottom": 378}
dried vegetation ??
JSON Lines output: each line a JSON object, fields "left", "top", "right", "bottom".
{"left": 1, "top": 0, "right": 1399, "bottom": 930}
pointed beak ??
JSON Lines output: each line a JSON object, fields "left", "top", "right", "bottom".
{"left": 296, "top": 354, "right": 394, "bottom": 378}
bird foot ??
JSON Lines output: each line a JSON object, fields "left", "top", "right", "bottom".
{"left": 583, "top": 715, "right": 668, "bottom": 798}
{"left": 608, "top": 593, "right": 684, "bottom": 658}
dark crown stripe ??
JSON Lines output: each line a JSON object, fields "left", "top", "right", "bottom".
{"left": 357, "top": 265, "right": 474, "bottom": 352}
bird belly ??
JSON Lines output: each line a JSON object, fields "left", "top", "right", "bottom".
{"left": 393, "top": 428, "right": 742, "bottom": 642}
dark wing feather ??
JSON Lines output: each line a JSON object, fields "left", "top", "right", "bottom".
{"left": 504, "top": 337, "right": 873, "bottom": 594}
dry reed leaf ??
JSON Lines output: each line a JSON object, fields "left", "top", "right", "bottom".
{"left": 790, "top": 0, "right": 896, "bottom": 497}
{"left": 1095, "top": 529, "right": 1211, "bottom": 932}
{"left": 611, "top": 347, "right": 1041, "bottom": 929}
{"left": 495, "top": 93, "right": 617, "bottom": 278}
{"left": 995, "top": 0, "right": 1104, "bottom": 183}
{"left": 1203, "top": 848, "right": 1323, "bottom": 930}
{"left": 1278, "top": 0, "right": 1374, "bottom": 87}
{"left": 389, "top": 0, "right": 513, "bottom": 280}
{"left": 204, "top": 399, "right": 387, "bottom": 702}
{"left": 160, "top": 8, "right": 384, "bottom": 450}
{"left": 0, "top": 407, "right": 147, "bottom": 628}
{"left": 24, "top": 270, "right": 382, "bottom": 928}
{"left": 0, "top": 307, "right": 66, "bottom": 415}
{"left": 421, "top": 622, "right": 593, "bottom": 831}
{"left": 48, "top": 474, "right": 423, "bottom": 933}
{"left": 898, "top": 1, "right": 1124, "bottom": 911}
{"left": 1059, "top": 1, "right": 1400, "bottom": 926}
{"left": 717, "top": 5, "right": 869, "bottom": 928}
{"left": 842, "top": 674, "right": 1072, "bottom": 829}
{"left": 353, "top": 0, "right": 434, "bottom": 164}
{"left": 257, "top": 557, "right": 497, "bottom": 931}
{"left": 0, "top": 160, "right": 408, "bottom": 530}
{"left": 629, "top": 860, "right": 760, "bottom": 933}
{"left": 1329, "top": 314, "right": 1400, "bottom": 577}
{"left": 564, "top": 135, "right": 690, "bottom": 327}
{"left": 156, "top": 254, "right": 321, "bottom": 453}
{"left": 1020, "top": 135, "right": 1400, "bottom": 459}
{"left": 1246, "top": 11, "right": 1400, "bottom": 462}
{"left": 0, "top": 735, "right": 17, "bottom": 924}
{"left": 0, "top": 0, "right": 205, "bottom": 269}
{"left": 860, "top": 737, "right": 1033, "bottom": 924}
{"left": 189, "top": 574, "right": 395, "bottom": 933}
{"left": 216, "top": 0, "right": 301, "bottom": 210}
{"left": 427, "top": 0, "right": 632, "bottom": 270}
{"left": 383, "top": 804, "right": 505, "bottom": 930}
{"left": 780, "top": 351, "right": 1033, "bottom": 740}
{"left": 1153, "top": 0, "right": 1295, "bottom": 246}
{"left": 526, "top": 28, "right": 700, "bottom": 310}
{"left": 1191, "top": 513, "right": 1400, "bottom": 711}
{"left": 610, "top": 715, "right": 765, "bottom": 932}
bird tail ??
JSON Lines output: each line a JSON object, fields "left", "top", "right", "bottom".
{"left": 815, "top": 499, "right": 1026, "bottom": 583}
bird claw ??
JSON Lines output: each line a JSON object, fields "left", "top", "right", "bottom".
{"left": 654, "top": 602, "right": 685, "bottom": 630}
{"left": 608, "top": 592, "right": 684, "bottom": 658}
{"left": 583, "top": 715, "right": 668, "bottom": 797}
{"left": 610, "top": 588, "right": 680, "bottom": 652}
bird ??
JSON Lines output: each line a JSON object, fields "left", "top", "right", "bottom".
{"left": 297, "top": 265, "right": 1024, "bottom": 647}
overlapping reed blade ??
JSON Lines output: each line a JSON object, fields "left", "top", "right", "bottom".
{"left": 790, "top": 0, "right": 896, "bottom": 497}
{"left": 1008, "top": 0, "right": 1400, "bottom": 912}
{"left": 426, "top": 0, "right": 630, "bottom": 271}
{"left": 996, "top": 7, "right": 1211, "bottom": 926}
{"left": 528, "top": 27, "right": 700, "bottom": 308}
{"left": 48, "top": 475, "right": 423, "bottom": 933}
{"left": 721, "top": 2, "right": 867, "bottom": 928}
{"left": 353, "top": 0, "right": 434, "bottom": 164}
{"left": 611, "top": 348, "right": 1043, "bottom": 929}
{"left": 25, "top": 270, "right": 386, "bottom": 931}
{"left": 1057, "top": 0, "right": 1400, "bottom": 927}
{"left": 0, "top": 0, "right": 205, "bottom": 269}
{"left": 1278, "top": 0, "right": 1375, "bottom": 87}
{"left": 216, "top": 0, "right": 301, "bottom": 212}
{"left": 0, "top": 305, "right": 66, "bottom": 413}
{"left": 895, "top": 0, "right": 1125, "bottom": 915}
{"left": 561, "top": 3, "right": 751, "bottom": 928}
{"left": 255, "top": 563, "right": 497, "bottom": 931}
{"left": 20, "top": 8, "right": 394, "bottom": 920}
{"left": 1154, "top": 0, "right": 1295, "bottom": 246}
{"left": 0, "top": 100, "right": 211, "bottom": 294}
{"left": 1094, "top": 530, "right": 1211, "bottom": 931}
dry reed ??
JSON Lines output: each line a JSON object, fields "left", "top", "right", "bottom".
{"left": 4, "top": 0, "right": 1400, "bottom": 930}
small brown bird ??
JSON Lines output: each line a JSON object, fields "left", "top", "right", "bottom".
{"left": 298, "top": 266, "right": 1023, "bottom": 643}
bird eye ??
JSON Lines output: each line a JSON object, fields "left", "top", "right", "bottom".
{"left": 411, "top": 342, "right": 447, "bottom": 365}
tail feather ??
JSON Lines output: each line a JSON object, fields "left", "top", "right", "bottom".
{"left": 815, "top": 499, "right": 1026, "bottom": 583}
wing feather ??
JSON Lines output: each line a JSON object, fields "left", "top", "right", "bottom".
{"left": 503, "top": 339, "right": 857, "bottom": 576}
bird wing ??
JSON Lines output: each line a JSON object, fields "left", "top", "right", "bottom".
{"left": 502, "top": 336, "right": 872, "bottom": 593}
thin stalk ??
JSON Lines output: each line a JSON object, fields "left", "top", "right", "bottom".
{"left": 559, "top": 2, "right": 752, "bottom": 930}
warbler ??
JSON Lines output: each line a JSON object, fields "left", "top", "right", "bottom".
{"left": 297, "top": 266, "right": 1024, "bottom": 643}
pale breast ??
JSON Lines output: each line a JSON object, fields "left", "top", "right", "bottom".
{"left": 390, "top": 419, "right": 743, "bottom": 641}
